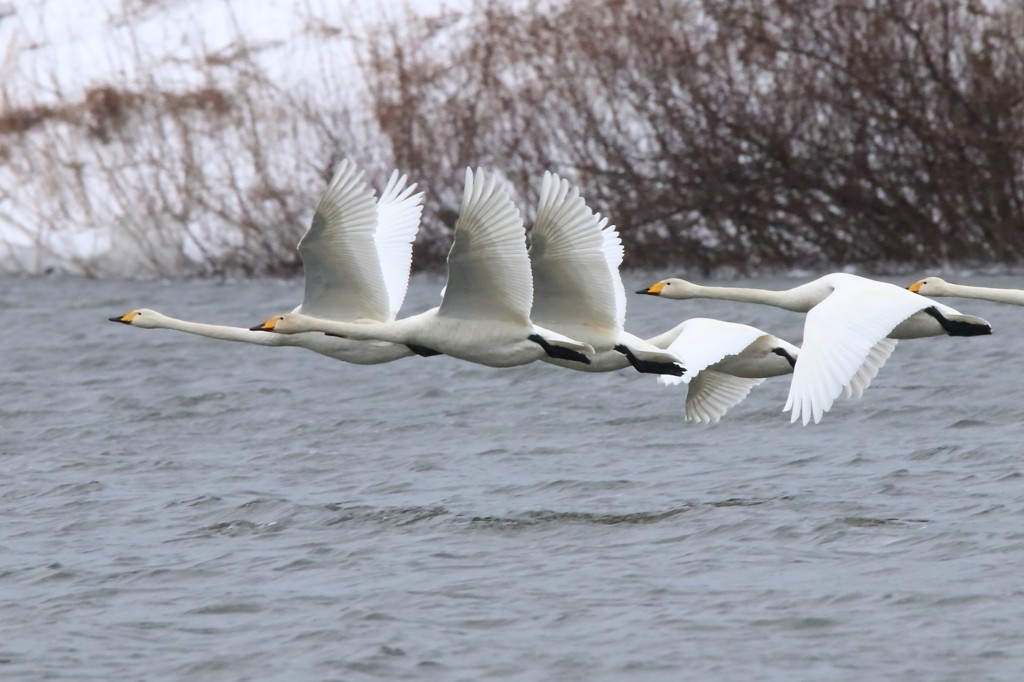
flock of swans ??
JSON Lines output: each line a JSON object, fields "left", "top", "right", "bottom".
{"left": 110, "top": 160, "right": 1021, "bottom": 425}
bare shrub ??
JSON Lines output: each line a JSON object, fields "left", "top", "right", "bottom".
{"left": 0, "top": 1, "right": 389, "bottom": 277}
{"left": 2, "top": 0, "right": 1021, "bottom": 276}
{"left": 360, "top": 0, "right": 1024, "bottom": 271}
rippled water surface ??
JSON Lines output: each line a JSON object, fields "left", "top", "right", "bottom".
{"left": 3, "top": 272, "right": 1024, "bottom": 681}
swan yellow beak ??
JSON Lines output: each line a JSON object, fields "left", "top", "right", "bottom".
{"left": 250, "top": 317, "right": 278, "bottom": 332}
{"left": 907, "top": 280, "right": 924, "bottom": 293}
{"left": 637, "top": 281, "right": 665, "bottom": 296}
{"left": 109, "top": 311, "right": 139, "bottom": 324}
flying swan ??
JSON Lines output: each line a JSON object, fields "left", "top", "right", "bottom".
{"left": 252, "top": 168, "right": 594, "bottom": 368}
{"left": 907, "top": 276, "right": 1024, "bottom": 305}
{"left": 109, "top": 160, "right": 424, "bottom": 365}
{"left": 652, "top": 318, "right": 800, "bottom": 424}
{"left": 528, "top": 171, "right": 684, "bottom": 375}
{"left": 638, "top": 273, "right": 992, "bottom": 424}
{"left": 527, "top": 171, "right": 801, "bottom": 421}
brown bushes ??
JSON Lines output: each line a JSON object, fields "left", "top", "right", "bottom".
{"left": 362, "top": 0, "right": 1024, "bottom": 271}
{"left": 1, "top": 0, "right": 1022, "bottom": 276}
{"left": 0, "top": 7, "right": 380, "bottom": 277}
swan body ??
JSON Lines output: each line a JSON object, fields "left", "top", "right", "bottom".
{"left": 650, "top": 318, "right": 799, "bottom": 424}
{"left": 257, "top": 311, "right": 589, "bottom": 368}
{"left": 908, "top": 276, "right": 1024, "bottom": 305}
{"left": 527, "top": 171, "right": 683, "bottom": 375}
{"left": 109, "top": 160, "right": 423, "bottom": 364}
{"left": 254, "top": 168, "right": 594, "bottom": 368}
{"left": 639, "top": 273, "right": 992, "bottom": 424}
{"left": 654, "top": 319, "right": 798, "bottom": 380}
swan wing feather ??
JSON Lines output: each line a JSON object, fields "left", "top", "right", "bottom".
{"left": 297, "top": 160, "right": 391, "bottom": 321}
{"left": 529, "top": 171, "right": 624, "bottom": 333}
{"left": 373, "top": 171, "right": 424, "bottom": 320}
{"left": 662, "top": 318, "right": 768, "bottom": 380}
{"left": 843, "top": 337, "right": 898, "bottom": 399}
{"left": 685, "top": 371, "right": 766, "bottom": 424}
{"left": 439, "top": 168, "right": 532, "bottom": 323}
{"left": 785, "top": 283, "right": 926, "bottom": 424}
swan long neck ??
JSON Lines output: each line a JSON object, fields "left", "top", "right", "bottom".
{"left": 156, "top": 316, "right": 285, "bottom": 346}
{"left": 686, "top": 284, "right": 815, "bottom": 312}
{"left": 292, "top": 314, "right": 410, "bottom": 343}
{"left": 941, "top": 282, "right": 1024, "bottom": 305}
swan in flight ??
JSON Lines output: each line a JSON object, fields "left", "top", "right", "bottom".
{"left": 639, "top": 273, "right": 992, "bottom": 424}
{"left": 526, "top": 171, "right": 800, "bottom": 420}
{"left": 528, "top": 171, "right": 683, "bottom": 375}
{"left": 908, "top": 276, "right": 1024, "bottom": 305}
{"left": 651, "top": 318, "right": 799, "bottom": 424}
{"left": 252, "top": 168, "right": 594, "bottom": 368}
{"left": 526, "top": 171, "right": 804, "bottom": 418}
{"left": 109, "top": 160, "right": 424, "bottom": 365}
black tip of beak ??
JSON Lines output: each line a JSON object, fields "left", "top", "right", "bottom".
{"left": 109, "top": 316, "right": 129, "bottom": 324}
{"left": 249, "top": 324, "right": 271, "bottom": 332}
{"left": 635, "top": 288, "right": 653, "bottom": 295}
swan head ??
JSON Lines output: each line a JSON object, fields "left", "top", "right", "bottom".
{"left": 907, "top": 276, "right": 948, "bottom": 295}
{"left": 108, "top": 308, "right": 162, "bottom": 328}
{"left": 636, "top": 278, "right": 696, "bottom": 299}
{"left": 250, "top": 313, "right": 307, "bottom": 334}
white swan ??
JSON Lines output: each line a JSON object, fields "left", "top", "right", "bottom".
{"left": 639, "top": 273, "right": 992, "bottom": 424}
{"left": 528, "top": 171, "right": 684, "bottom": 375}
{"left": 524, "top": 172, "right": 800, "bottom": 420}
{"left": 525, "top": 171, "right": 802, "bottom": 419}
{"left": 651, "top": 318, "right": 799, "bottom": 424}
{"left": 109, "top": 160, "right": 424, "bottom": 365}
{"left": 252, "top": 168, "right": 594, "bottom": 368}
{"left": 908, "top": 276, "right": 1024, "bottom": 305}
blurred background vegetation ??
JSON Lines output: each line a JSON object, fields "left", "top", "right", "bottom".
{"left": 2, "top": 0, "right": 1022, "bottom": 276}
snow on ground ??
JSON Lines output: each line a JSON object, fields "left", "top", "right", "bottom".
{"left": 0, "top": 0, "right": 467, "bottom": 276}
{"left": 3, "top": 0, "right": 463, "bottom": 103}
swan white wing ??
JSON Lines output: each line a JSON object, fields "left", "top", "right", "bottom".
{"left": 374, "top": 171, "right": 424, "bottom": 320}
{"left": 529, "top": 171, "right": 623, "bottom": 333}
{"left": 685, "top": 371, "right": 766, "bottom": 424}
{"left": 843, "top": 337, "right": 898, "bottom": 399}
{"left": 438, "top": 168, "right": 532, "bottom": 323}
{"left": 661, "top": 318, "right": 768, "bottom": 379}
{"left": 297, "top": 160, "right": 390, "bottom": 321}
{"left": 785, "top": 285, "right": 927, "bottom": 424}
{"left": 603, "top": 220, "right": 627, "bottom": 331}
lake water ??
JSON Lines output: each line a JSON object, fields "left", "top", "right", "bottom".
{"left": 3, "top": 272, "right": 1023, "bottom": 681}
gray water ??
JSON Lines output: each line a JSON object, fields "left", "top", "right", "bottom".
{"left": 3, "top": 272, "right": 1024, "bottom": 681}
